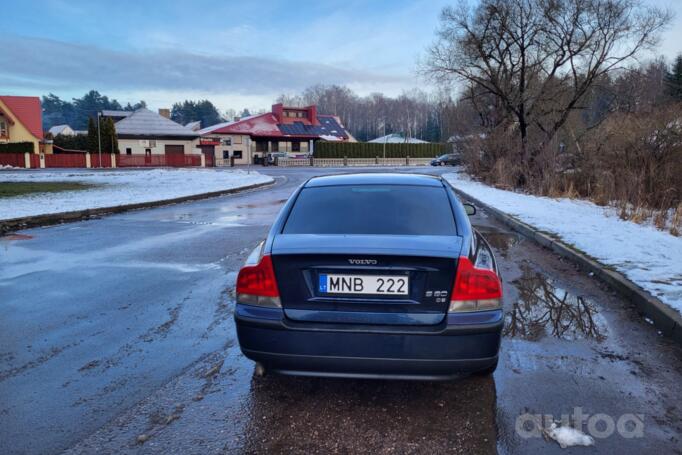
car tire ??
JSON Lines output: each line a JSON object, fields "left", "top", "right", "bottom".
{"left": 473, "top": 358, "right": 498, "bottom": 376}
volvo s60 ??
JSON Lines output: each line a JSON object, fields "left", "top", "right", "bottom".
{"left": 234, "top": 173, "right": 503, "bottom": 380}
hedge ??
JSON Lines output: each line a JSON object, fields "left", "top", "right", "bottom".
{"left": 53, "top": 134, "right": 89, "bottom": 151}
{"left": 315, "top": 141, "right": 447, "bottom": 158}
{"left": 0, "top": 142, "right": 34, "bottom": 153}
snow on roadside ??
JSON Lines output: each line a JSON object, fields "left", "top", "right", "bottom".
{"left": 444, "top": 172, "right": 682, "bottom": 315}
{"left": 0, "top": 169, "right": 273, "bottom": 220}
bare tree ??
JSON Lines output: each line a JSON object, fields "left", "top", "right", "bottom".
{"left": 425, "top": 0, "right": 672, "bottom": 166}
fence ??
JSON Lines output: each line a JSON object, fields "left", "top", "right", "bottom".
{"left": 0, "top": 153, "right": 26, "bottom": 168}
{"left": 276, "top": 157, "right": 434, "bottom": 167}
{"left": 117, "top": 154, "right": 202, "bottom": 168}
{"left": 45, "top": 153, "right": 87, "bottom": 168}
{"left": 0, "top": 151, "right": 207, "bottom": 169}
{"left": 90, "top": 153, "right": 112, "bottom": 168}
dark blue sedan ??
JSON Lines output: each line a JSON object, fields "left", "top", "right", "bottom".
{"left": 234, "top": 173, "right": 503, "bottom": 380}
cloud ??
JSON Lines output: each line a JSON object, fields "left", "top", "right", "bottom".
{"left": 0, "top": 34, "right": 408, "bottom": 95}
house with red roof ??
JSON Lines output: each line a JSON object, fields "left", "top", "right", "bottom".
{"left": 0, "top": 96, "right": 51, "bottom": 154}
{"left": 198, "top": 103, "right": 355, "bottom": 165}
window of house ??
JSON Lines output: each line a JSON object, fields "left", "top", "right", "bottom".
{"left": 233, "top": 150, "right": 243, "bottom": 159}
{"left": 223, "top": 150, "right": 230, "bottom": 159}
{"left": 233, "top": 135, "right": 242, "bottom": 144}
{"left": 256, "top": 141, "right": 268, "bottom": 152}
{"left": 126, "top": 148, "right": 132, "bottom": 155}
{"left": 0, "top": 118, "right": 7, "bottom": 137}
{"left": 272, "top": 141, "right": 279, "bottom": 152}
{"left": 292, "top": 141, "right": 301, "bottom": 152}
{"left": 223, "top": 137, "right": 232, "bottom": 146}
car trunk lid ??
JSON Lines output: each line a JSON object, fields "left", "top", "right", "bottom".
{"left": 271, "top": 234, "right": 461, "bottom": 325}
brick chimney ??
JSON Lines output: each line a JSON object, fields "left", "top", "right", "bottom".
{"left": 158, "top": 108, "right": 170, "bottom": 119}
{"left": 307, "top": 105, "right": 319, "bottom": 125}
{"left": 272, "top": 103, "right": 284, "bottom": 123}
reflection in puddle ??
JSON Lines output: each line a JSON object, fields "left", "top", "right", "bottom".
{"left": 477, "top": 229, "right": 521, "bottom": 257}
{"left": 236, "top": 199, "right": 287, "bottom": 209}
{"left": 504, "top": 266, "right": 606, "bottom": 341}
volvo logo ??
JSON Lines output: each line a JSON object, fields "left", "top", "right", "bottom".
{"left": 348, "top": 259, "right": 377, "bottom": 265}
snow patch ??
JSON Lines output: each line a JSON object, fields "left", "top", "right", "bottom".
{"left": 0, "top": 169, "right": 273, "bottom": 221}
{"left": 444, "top": 172, "right": 682, "bottom": 315}
{"left": 547, "top": 423, "right": 595, "bottom": 449}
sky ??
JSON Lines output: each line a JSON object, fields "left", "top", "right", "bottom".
{"left": 1, "top": 0, "right": 682, "bottom": 114}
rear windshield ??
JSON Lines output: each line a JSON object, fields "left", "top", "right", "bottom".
{"left": 283, "top": 184, "right": 457, "bottom": 235}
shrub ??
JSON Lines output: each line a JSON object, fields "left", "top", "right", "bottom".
{"left": 461, "top": 104, "right": 682, "bottom": 234}
{"left": 315, "top": 142, "right": 447, "bottom": 158}
{"left": 53, "top": 134, "right": 89, "bottom": 151}
{"left": 0, "top": 142, "right": 34, "bottom": 153}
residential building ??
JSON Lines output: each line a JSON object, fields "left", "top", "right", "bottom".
{"left": 198, "top": 104, "right": 355, "bottom": 165}
{"left": 185, "top": 121, "right": 201, "bottom": 131}
{"left": 368, "top": 133, "right": 428, "bottom": 144}
{"left": 103, "top": 108, "right": 200, "bottom": 156}
{"left": 0, "top": 95, "right": 52, "bottom": 153}
{"left": 48, "top": 124, "right": 76, "bottom": 137}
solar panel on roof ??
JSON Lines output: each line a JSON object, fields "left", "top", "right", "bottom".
{"left": 276, "top": 115, "right": 347, "bottom": 139}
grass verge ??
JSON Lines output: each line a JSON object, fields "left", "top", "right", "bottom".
{"left": 0, "top": 181, "right": 97, "bottom": 198}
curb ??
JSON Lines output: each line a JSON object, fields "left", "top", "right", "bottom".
{"left": 449, "top": 185, "right": 682, "bottom": 346}
{"left": 0, "top": 179, "right": 275, "bottom": 234}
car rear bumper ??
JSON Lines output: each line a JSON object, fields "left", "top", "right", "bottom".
{"left": 235, "top": 304, "right": 503, "bottom": 380}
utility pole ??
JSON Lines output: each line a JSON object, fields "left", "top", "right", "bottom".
{"left": 383, "top": 120, "right": 386, "bottom": 161}
{"left": 97, "top": 112, "right": 102, "bottom": 168}
{"left": 247, "top": 137, "right": 251, "bottom": 174}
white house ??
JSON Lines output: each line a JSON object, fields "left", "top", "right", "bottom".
{"left": 185, "top": 120, "right": 201, "bottom": 131}
{"left": 103, "top": 108, "right": 201, "bottom": 156}
{"left": 48, "top": 124, "right": 76, "bottom": 137}
{"left": 368, "top": 133, "right": 429, "bottom": 144}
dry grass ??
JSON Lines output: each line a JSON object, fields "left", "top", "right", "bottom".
{"left": 461, "top": 104, "right": 682, "bottom": 236}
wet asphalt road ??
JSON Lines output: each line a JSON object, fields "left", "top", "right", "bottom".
{"left": 1, "top": 167, "right": 681, "bottom": 454}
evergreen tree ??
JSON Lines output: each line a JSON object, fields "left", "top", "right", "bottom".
{"left": 665, "top": 54, "right": 682, "bottom": 100}
{"left": 107, "top": 118, "right": 119, "bottom": 153}
{"left": 171, "top": 99, "right": 222, "bottom": 127}
{"left": 87, "top": 117, "right": 99, "bottom": 153}
{"left": 123, "top": 101, "right": 147, "bottom": 111}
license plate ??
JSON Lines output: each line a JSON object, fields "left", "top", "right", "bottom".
{"left": 318, "top": 274, "right": 409, "bottom": 295}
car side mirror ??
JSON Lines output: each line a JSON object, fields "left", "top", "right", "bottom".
{"left": 463, "top": 203, "right": 476, "bottom": 216}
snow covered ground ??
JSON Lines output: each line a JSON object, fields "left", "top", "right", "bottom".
{"left": 0, "top": 169, "right": 273, "bottom": 220}
{"left": 444, "top": 172, "right": 682, "bottom": 315}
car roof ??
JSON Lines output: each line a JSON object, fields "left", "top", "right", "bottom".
{"left": 304, "top": 173, "right": 443, "bottom": 188}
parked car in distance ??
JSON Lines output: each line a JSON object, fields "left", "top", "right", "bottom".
{"left": 267, "top": 152, "right": 289, "bottom": 164}
{"left": 234, "top": 173, "right": 503, "bottom": 380}
{"left": 430, "top": 153, "right": 460, "bottom": 166}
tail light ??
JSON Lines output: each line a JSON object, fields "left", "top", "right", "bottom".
{"left": 449, "top": 256, "right": 502, "bottom": 312}
{"left": 236, "top": 255, "right": 281, "bottom": 308}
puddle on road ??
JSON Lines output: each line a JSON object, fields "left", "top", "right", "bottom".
{"left": 216, "top": 213, "right": 247, "bottom": 227}
{"left": 504, "top": 266, "right": 607, "bottom": 341}
{"left": 477, "top": 229, "right": 522, "bottom": 257}
{"left": 236, "top": 199, "right": 287, "bottom": 209}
